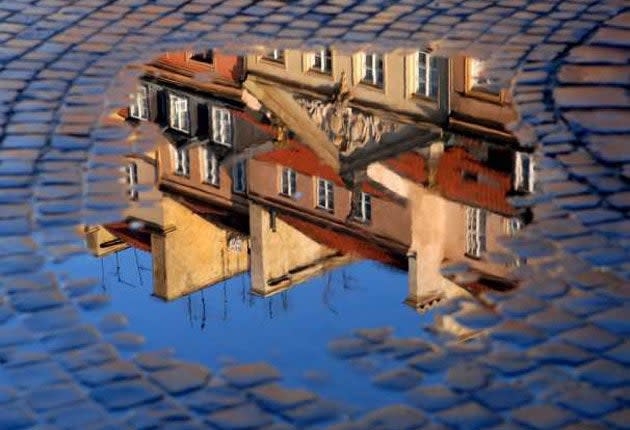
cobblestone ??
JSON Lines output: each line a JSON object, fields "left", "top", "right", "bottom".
{"left": 0, "top": 0, "right": 628, "bottom": 428}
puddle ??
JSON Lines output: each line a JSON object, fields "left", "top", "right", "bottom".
{"left": 1, "top": 7, "right": 628, "bottom": 426}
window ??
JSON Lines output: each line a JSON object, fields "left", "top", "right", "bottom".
{"left": 469, "top": 58, "right": 501, "bottom": 95}
{"left": 191, "top": 50, "right": 213, "bottom": 64}
{"left": 126, "top": 162, "right": 138, "bottom": 200}
{"left": 172, "top": 145, "right": 190, "bottom": 177}
{"left": 514, "top": 151, "right": 535, "bottom": 193}
{"left": 130, "top": 86, "right": 148, "bottom": 120}
{"left": 232, "top": 160, "right": 246, "bottom": 193}
{"left": 265, "top": 49, "right": 284, "bottom": 62}
{"left": 362, "top": 53, "right": 384, "bottom": 87}
{"left": 280, "top": 167, "right": 297, "bottom": 197}
{"left": 317, "top": 178, "right": 334, "bottom": 211}
{"left": 311, "top": 49, "right": 332, "bottom": 73}
{"left": 168, "top": 93, "right": 190, "bottom": 132}
{"left": 466, "top": 207, "right": 486, "bottom": 258}
{"left": 505, "top": 217, "right": 523, "bottom": 236}
{"left": 204, "top": 148, "right": 220, "bottom": 186}
{"left": 353, "top": 192, "right": 372, "bottom": 223}
{"left": 211, "top": 107, "right": 232, "bottom": 146}
{"left": 415, "top": 52, "right": 439, "bottom": 99}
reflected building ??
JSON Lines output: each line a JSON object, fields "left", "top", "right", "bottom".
{"left": 83, "top": 48, "right": 535, "bottom": 312}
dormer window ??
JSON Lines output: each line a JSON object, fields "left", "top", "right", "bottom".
{"left": 211, "top": 107, "right": 232, "bottom": 146}
{"left": 168, "top": 93, "right": 190, "bottom": 133}
{"left": 130, "top": 86, "right": 148, "bottom": 120}
{"left": 191, "top": 50, "right": 213, "bottom": 64}
{"left": 311, "top": 49, "right": 332, "bottom": 73}
{"left": 415, "top": 52, "right": 439, "bottom": 99}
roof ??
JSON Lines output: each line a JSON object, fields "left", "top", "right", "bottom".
{"left": 103, "top": 222, "right": 152, "bottom": 252}
{"left": 436, "top": 146, "right": 516, "bottom": 216}
{"left": 255, "top": 140, "right": 389, "bottom": 199}
{"left": 278, "top": 212, "right": 407, "bottom": 269}
{"left": 383, "top": 150, "right": 428, "bottom": 184}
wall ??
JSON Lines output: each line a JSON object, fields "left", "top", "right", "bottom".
{"left": 151, "top": 197, "right": 249, "bottom": 300}
{"left": 249, "top": 203, "right": 352, "bottom": 296}
{"left": 248, "top": 158, "right": 411, "bottom": 246}
{"left": 244, "top": 49, "right": 448, "bottom": 125}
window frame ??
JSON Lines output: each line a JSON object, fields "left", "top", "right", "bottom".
{"left": 265, "top": 49, "right": 285, "bottom": 63}
{"left": 309, "top": 49, "right": 332, "bottom": 74}
{"left": 190, "top": 49, "right": 214, "bottom": 64}
{"left": 353, "top": 191, "right": 372, "bottom": 223}
{"left": 130, "top": 85, "right": 149, "bottom": 120}
{"left": 172, "top": 145, "right": 190, "bottom": 177}
{"left": 514, "top": 151, "right": 535, "bottom": 193}
{"left": 414, "top": 52, "right": 439, "bottom": 100}
{"left": 280, "top": 167, "right": 297, "bottom": 198}
{"left": 126, "top": 162, "right": 139, "bottom": 200}
{"left": 316, "top": 178, "right": 334, "bottom": 211}
{"left": 211, "top": 106, "right": 232, "bottom": 146}
{"left": 204, "top": 147, "right": 220, "bottom": 187}
{"left": 465, "top": 57, "right": 504, "bottom": 102}
{"left": 465, "top": 207, "right": 487, "bottom": 259}
{"left": 361, "top": 53, "right": 384, "bottom": 87}
{"left": 168, "top": 93, "right": 190, "bottom": 133}
{"left": 232, "top": 160, "right": 246, "bottom": 193}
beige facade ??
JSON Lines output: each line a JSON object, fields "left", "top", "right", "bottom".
{"left": 249, "top": 203, "right": 354, "bottom": 296}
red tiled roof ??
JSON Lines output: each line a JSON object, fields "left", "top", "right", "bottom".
{"left": 103, "top": 222, "right": 151, "bottom": 252}
{"left": 436, "top": 147, "right": 516, "bottom": 216}
{"left": 278, "top": 213, "right": 407, "bottom": 269}
{"left": 383, "top": 151, "right": 427, "bottom": 184}
{"left": 152, "top": 52, "right": 243, "bottom": 82}
{"left": 255, "top": 141, "right": 388, "bottom": 198}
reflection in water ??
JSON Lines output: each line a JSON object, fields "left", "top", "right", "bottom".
{"left": 82, "top": 48, "right": 535, "bottom": 337}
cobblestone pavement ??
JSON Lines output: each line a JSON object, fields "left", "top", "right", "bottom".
{"left": 0, "top": 0, "right": 629, "bottom": 429}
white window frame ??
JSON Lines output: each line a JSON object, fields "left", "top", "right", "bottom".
{"left": 171, "top": 145, "right": 190, "bottom": 177}
{"left": 466, "top": 207, "right": 486, "bottom": 258}
{"left": 266, "top": 49, "right": 284, "bottom": 62}
{"left": 126, "top": 162, "right": 138, "bottom": 200}
{"left": 514, "top": 151, "right": 535, "bottom": 193}
{"left": 414, "top": 52, "right": 439, "bottom": 99}
{"left": 316, "top": 178, "right": 334, "bottom": 211}
{"left": 468, "top": 58, "right": 501, "bottom": 96}
{"left": 211, "top": 107, "right": 232, "bottom": 146}
{"left": 354, "top": 192, "right": 372, "bottom": 223}
{"left": 310, "top": 49, "right": 332, "bottom": 73}
{"left": 168, "top": 93, "right": 190, "bottom": 133}
{"left": 232, "top": 160, "right": 246, "bottom": 193}
{"left": 130, "top": 86, "right": 149, "bottom": 120}
{"left": 505, "top": 217, "right": 523, "bottom": 236}
{"left": 280, "top": 167, "right": 297, "bottom": 197}
{"left": 362, "top": 53, "right": 384, "bottom": 87}
{"left": 204, "top": 147, "right": 220, "bottom": 186}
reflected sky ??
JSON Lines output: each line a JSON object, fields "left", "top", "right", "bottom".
{"left": 55, "top": 248, "right": 433, "bottom": 414}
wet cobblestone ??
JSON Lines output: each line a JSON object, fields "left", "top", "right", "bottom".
{"left": 0, "top": 0, "right": 629, "bottom": 428}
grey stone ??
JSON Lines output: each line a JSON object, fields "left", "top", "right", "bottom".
{"left": 149, "top": 362, "right": 211, "bottom": 395}
{"left": 222, "top": 362, "right": 281, "bottom": 388}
